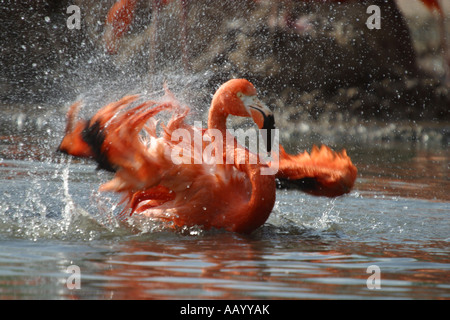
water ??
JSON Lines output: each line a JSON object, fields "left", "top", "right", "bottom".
{"left": 0, "top": 125, "right": 448, "bottom": 300}
{"left": 1, "top": 0, "right": 449, "bottom": 303}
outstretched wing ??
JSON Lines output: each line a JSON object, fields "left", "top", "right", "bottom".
{"left": 276, "top": 145, "right": 357, "bottom": 197}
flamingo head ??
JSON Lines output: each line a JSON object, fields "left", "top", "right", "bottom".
{"left": 212, "top": 79, "right": 275, "bottom": 132}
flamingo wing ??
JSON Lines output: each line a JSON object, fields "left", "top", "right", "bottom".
{"left": 58, "top": 91, "right": 257, "bottom": 232}
{"left": 58, "top": 101, "right": 93, "bottom": 158}
{"left": 275, "top": 145, "right": 357, "bottom": 197}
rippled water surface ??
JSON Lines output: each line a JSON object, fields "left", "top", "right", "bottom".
{"left": 0, "top": 130, "right": 449, "bottom": 300}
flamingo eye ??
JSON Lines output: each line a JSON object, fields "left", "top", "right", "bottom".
{"left": 237, "top": 92, "right": 243, "bottom": 98}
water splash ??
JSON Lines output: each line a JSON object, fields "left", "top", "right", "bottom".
{"left": 310, "top": 198, "right": 342, "bottom": 231}
{"left": 60, "top": 158, "right": 75, "bottom": 233}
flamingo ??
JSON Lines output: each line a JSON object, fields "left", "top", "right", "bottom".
{"left": 59, "top": 79, "right": 277, "bottom": 233}
{"left": 104, "top": 0, "right": 190, "bottom": 70}
{"left": 57, "top": 93, "right": 357, "bottom": 197}
{"left": 58, "top": 89, "right": 357, "bottom": 199}
{"left": 58, "top": 79, "right": 357, "bottom": 232}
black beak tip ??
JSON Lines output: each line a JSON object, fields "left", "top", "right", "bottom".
{"left": 262, "top": 114, "right": 275, "bottom": 131}
{"left": 262, "top": 113, "right": 275, "bottom": 153}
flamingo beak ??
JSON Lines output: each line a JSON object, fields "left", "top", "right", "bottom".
{"left": 242, "top": 96, "right": 276, "bottom": 153}
{"left": 256, "top": 110, "right": 275, "bottom": 154}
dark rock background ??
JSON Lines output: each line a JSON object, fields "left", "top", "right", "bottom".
{"left": 0, "top": 0, "right": 448, "bottom": 144}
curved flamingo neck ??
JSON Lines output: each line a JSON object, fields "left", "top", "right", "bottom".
{"left": 207, "top": 94, "right": 276, "bottom": 234}
{"left": 207, "top": 100, "right": 227, "bottom": 134}
{"left": 236, "top": 164, "right": 276, "bottom": 233}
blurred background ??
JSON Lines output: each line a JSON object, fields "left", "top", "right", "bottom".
{"left": 0, "top": 0, "right": 449, "bottom": 144}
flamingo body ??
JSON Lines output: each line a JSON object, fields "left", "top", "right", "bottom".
{"left": 59, "top": 79, "right": 277, "bottom": 234}
{"left": 58, "top": 79, "right": 357, "bottom": 233}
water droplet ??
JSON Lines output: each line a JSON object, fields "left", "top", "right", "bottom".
{"left": 44, "top": 16, "right": 50, "bottom": 23}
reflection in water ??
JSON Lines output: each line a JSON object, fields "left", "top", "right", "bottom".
{"left": 98, "top": 234, "right": 269, "bottom": 300}
{"left": 355, "top": 146, "right": 449, "bottom": 201}
{"left": 60, "top": 234, "right": 449, "bottom": 300}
